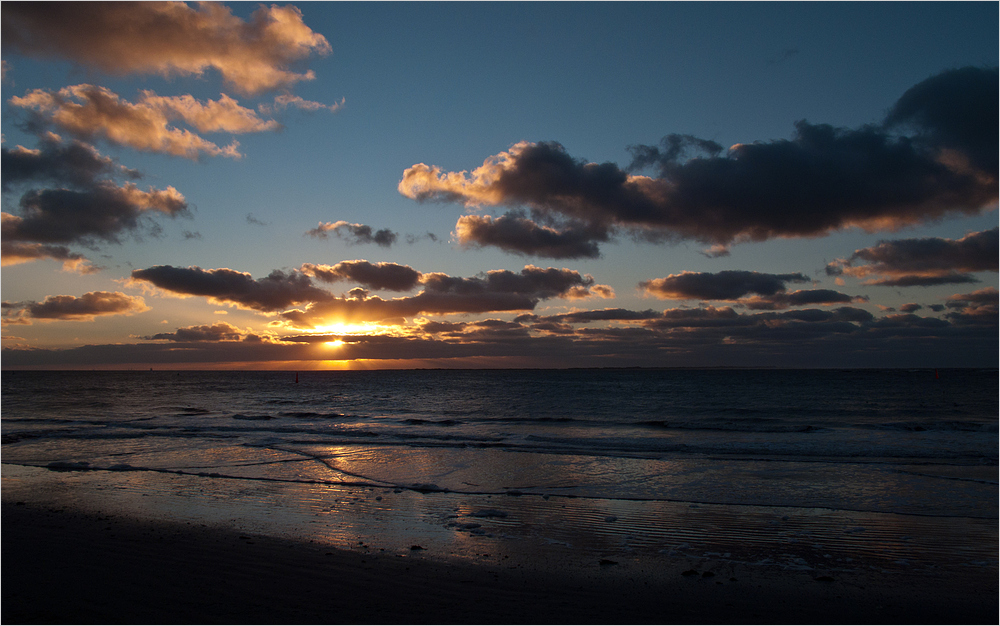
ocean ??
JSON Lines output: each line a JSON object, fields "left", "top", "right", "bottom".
{"left": 2, "top": 368, "right": 997, "bottom": 577}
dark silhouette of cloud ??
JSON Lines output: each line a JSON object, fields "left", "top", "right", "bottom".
{"left": 400, "top": 68, "right": 997, "bottom": 256}
{"left": 1, "top": 133, "right": 188, "bottom": 267}
{"left": 884, "top": 66, "right": 998, "bottom": 175}
{"left": 455, "top": 211, "right": 604, "bottom": 259}
{"left": 301, "top": 261, "right": 422, "bottom": 291}
{"left": 826, "top": 227, "right": 998, "bottom": 286}
{"left": 130, "top": 262, "right": 613, "bottom": 325}
{"left": 4, "top": 298, "right": 995, "bottom": 368}
{"left": 3, "top": 182, "right": 188, "bottom": 245}
{"left": 0, "top": 238, "right": 99, "bottom": 273}
{"left": 2, "top": 290, "right": 148, "bottom": 324}
{"left": 742, "top": 289, "right": 865, "bottom": 311}
{"left": 640, "top": 270, "right": 810, "bottom": 300}
{"left": 130, "top": 265, "right": 330, "bottom": 312}
{"left": 1, "top": 2, "right": 331, "bottom": 96}
{"left": 246, "top": 213, "right": 270, "bottom": 227}
{"left": 2, "top": 134, "right": 141, "bottom": 192}
{"left": 306, "top": 221, "right": 398, "bottom": 247}
{"left": 142, "top": 321, "right": 266, "bottom": 343}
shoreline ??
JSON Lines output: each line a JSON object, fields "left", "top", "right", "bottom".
{"left": 3, "top": 502, "right": 996, "bottom": 624}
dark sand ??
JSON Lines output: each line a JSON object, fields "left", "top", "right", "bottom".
{"left": 3, "top": 503, "right": 995, "bottom": 624}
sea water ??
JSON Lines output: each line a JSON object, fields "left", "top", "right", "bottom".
{"left": 2, "top": 368, "right": 997, "bottom": 574}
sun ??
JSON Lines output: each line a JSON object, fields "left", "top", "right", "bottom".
{"left": 324, "top": 339, "right": 345, "bottom": 348}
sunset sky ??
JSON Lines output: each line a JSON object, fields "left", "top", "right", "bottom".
{"left": 2, "top": 1, "right": 997, "bottom": 369}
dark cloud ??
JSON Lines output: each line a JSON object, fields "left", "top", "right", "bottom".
{"left": 246, "top": 213, "right": 270, "bottom": 227}
{"left": 0, "top": 239, "right": 99, "bottom": 273}
{"left": 826, "top": 227, "right": 998, "bottom": 286}
{"left": 306, "top": 221, "right": 398, "bottom": 247}
{"left": 1, "top": 2, "right": 331, "bottom": 96}
{"left": 130, "top": 265, "right": 330, "bottom": 312}
{"left": 4, "top": 297, "right": 995, "bottom": 369}
{"left": 130, "top": 263, "right": 612, "bottom": 326}
{"left": 522, "top": 308, "right": 664, "bottom": 324}
{"left": 400, "top": 68, "right": 997, "bottom": 256}
{"left": 2, "top": 290, "right": 148, "bottom": 324}
{"left": 455, "top": 211, "right": 604, "bottom": 259}
{"left": 3, "top": 182, "right": 188, "bottom": 245}
{"left": 884, "top": 66, "right": 998, "bottom": 175}
{"left": 1, "top": 135, "right": 141, "bottom": 192}
{"left": 900, "top": 303, "right": 922, "bottom": 313}
{"left": 640, "top": 270, "right": 809, "bottom": 301}
{"left": 142, "top": 321, "right": 265, "bottom": 343}
{"left": 742, "top": 289, "right": 864, "bottom": 311}
{"left": 1, "top": 134, "right": 187, "bottom": 262}
{"left": 301, "top": 261, "right": 422, "bottom": 292}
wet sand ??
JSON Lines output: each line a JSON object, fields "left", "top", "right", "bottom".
{"left": 3, "top": 502, "right": 995, "bottom": 625}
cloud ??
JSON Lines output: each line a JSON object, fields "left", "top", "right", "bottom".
{"left": 2, "top": 291, "right": 148, "bottom": 324}
{"left": 301, "top": 261, "right": 422, "bottom": 291}
{"left": 400, "top": 68, "right": 997, "bottom": 255}
{"left": 454, "top": 211, "right": 604, "bottom": 259}
{"left": 884, "top": 66, "right": 998, "bottom": 175}
{"left": 142, "top": 321, "right": 267, "bottom": 343}
{"left": 944, "top": 287, "right": 999, "bottom": 326}
{"left": 639, "top": 270, "right": 809, "bottom": 300}
{"left": 826, "top": 227, "right": 998, "bottom": 286}
{"left": 3, "top": 182, "right": 188, "bottom": 245}
{"left": 129, "top": 265, "right": 330, "bottom": 312}
{"left": 8, "top": 85, "right": 288, "bottom": 159}
{"left": 0, "top": 240, "right": 100, "bottom": 273}
{"left": 1, "top": 2, "right": 331, "bottom": 95}
{"left": 9, "top": 299, "right": 995, "bottom": 369}
{"left": 306, "top": 221, "right": 398, "bottom": 247}
{"left": 246, "top": 213, "right": 270, "bottom": 227}
{"left": 260, "top": 95, "right": 345, "bottom": 115}
{"left": 129, "top": 262, "right": 613, "bottom": 326}
{"left": 2, "top": 133, "right": 141, "bottom": 191}
{"left": 741, "top": 289, "right": 866, "bottom": 311}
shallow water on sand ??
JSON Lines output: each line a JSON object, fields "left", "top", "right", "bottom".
{"left": 2, "top": 369, "right": 997, "bottom": 575}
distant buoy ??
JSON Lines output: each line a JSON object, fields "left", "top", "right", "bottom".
{"left": 935, "top": 369, "right": 939, "bottom": 379}
{"left": 295, "top": 372, "right": 299, "bottom": 384}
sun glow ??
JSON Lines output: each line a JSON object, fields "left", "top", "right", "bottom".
{"left": 312, "top": 321, "right": 379, "bottom": 335}
{"left": 324, "top": 339, "right": 345, "bottom": 348}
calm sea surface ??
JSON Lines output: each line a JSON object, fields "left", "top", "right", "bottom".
{"left": 3, "top": 368, "right": 996, "bottom": 517}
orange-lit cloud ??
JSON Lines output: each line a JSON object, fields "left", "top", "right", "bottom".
{"left": 2, "top": 291, "right": 149, "bottom": 325}
{"left": 826, "top": 228, "right": 998, "bottom": 287}
{"left": 9, "top": 85, "right": 284, "bottom": 159}
{"left": 1, "top": 2, "right": 331, "bottom": 95}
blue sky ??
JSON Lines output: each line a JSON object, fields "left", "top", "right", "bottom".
{"left": 2, "top": 2, "right": 997, "bottom": 369}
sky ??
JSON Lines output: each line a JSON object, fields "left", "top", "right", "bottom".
{"left": 1, "top": 1, "right": 997, "bottom": 370}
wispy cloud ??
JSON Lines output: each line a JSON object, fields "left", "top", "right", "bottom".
{"left": 306, "top": 221, "right": 398, "bottom": 247}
